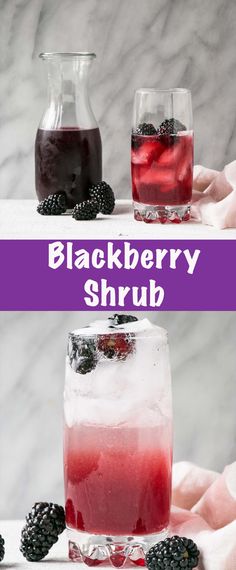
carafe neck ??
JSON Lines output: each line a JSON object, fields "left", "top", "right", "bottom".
{"left": 39, "top": 53, "right": 98, "bottom": 130}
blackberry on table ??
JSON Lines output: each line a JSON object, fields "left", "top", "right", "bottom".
{"left": 89, "top": 181, "right": 115, "bottom": 215}
{"left": 110, "top": 314, "right": 138, "bottom": 326}
{"left": 0, "top": 535, "right": 5, "bottom": 562}
{"left": 135, "top": 123, "right": 157, "bottom": 136}
{"left": 37, "top": 192, "right": 67, "bottom": 215}
{"left": 146, "top": 536, "right": 200, "bottom": 570}
{"left": 72, "top": 199, "right": 99, "bottom": 220}
{"left": 20, "top": 502, "right": 65, "bottom": 562}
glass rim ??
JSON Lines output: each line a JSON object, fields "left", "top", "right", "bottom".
{"left": 39, "top": 51, "right": 96, "bottom": 60}
{"left": 68, "top": 328, "right": 168, "bottom": 343}
{"left": 135, "top": 87, "right": 191, "bottom": 95}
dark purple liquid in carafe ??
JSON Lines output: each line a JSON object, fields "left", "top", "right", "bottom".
{"left": 35, "top": 127, "right": 102, "bottom": 207}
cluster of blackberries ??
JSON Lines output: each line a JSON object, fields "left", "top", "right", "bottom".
{"left": 37, "top": 181, "right": 115, "bottom": 220}
{"left": 135, "top": 118, "right": 186, "bottom": 141}
{"left": 68, "top": 314, "right": 139, "bottom": 375}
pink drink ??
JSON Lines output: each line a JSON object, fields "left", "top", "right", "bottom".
{"left": 131, "top": 132, "right": 193, "bottom": 218}
{"left": 64, "top": 317, "right": 172, "bottom": 565}
{"left": 64, "top": 423, "right": 172, "bottom": 537}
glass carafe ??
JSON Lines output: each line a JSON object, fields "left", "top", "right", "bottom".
{"left": 35, "top": 52, "right": 102, "bottom": 208}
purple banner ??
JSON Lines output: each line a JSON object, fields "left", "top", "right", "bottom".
{"left": 0, "top": 240, "right": 235, "bottom": 310}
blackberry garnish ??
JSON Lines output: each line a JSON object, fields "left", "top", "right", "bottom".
{"left": 157, "top": 118, "right": 186, "bottom": 136}
{"left": 89, "top": 181, "right": 115, "bottom": 215}
{"left": 0, "top": 535, "right": 5, "bottom": 562}
{"left": 98, "top": 333, "right": 135, "bottom": 360}
{"left": 72, "top": 199, "right": 99, "bottom": 221}
{"left": 110, "top": 314, "right": 138, "bottom": 326}
{"left": 68, "top": 336, "right": 97, "bottom": 375}
{"left": 135, "top": 123, "right": 157, "bottom": 136}
{"left": 146, "top": 536, "right": 200, "bottom": 570}
{"left": 37, "top": 192, "right": 67, "bottom": 215}
{"left": 20, "top": 502, "right": 65, "bottom": 562}
{"left": 75, "top": 357, "right": 96, "bottom": 375}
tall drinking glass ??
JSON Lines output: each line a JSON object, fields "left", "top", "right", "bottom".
{"left": 131, "top": 88, "right": 193, "bottom": 224}
{"left": 64, "top": 316, "right": 172, "bottom": 567}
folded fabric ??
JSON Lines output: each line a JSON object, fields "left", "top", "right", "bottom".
{"left": 191, "top": 161, "right": 236, "bottom": 229}
{"left": 172, "top": 461, "right": 219, "bottom": 510}
{"left": 171, "top": 461, "right": 236, "bottom": 569}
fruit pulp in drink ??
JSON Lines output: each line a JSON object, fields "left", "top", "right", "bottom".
{"left": 131, "top": 132, "right": 193, "bottom": 206}
{"left": 35, "top": 127, "right": 102, "bottom": 208}
{"left": 64, "top": 423, "right": 172, "bottom": 536}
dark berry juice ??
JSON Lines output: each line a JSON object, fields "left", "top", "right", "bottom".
{"left": 35, "top": 128, "right": 102, "bottom": 208}
{"left": 131, "top": 132, "right": 193, "bottom": 208}
{"left": 64, "top": 423, "right": 172, "bottom": 536}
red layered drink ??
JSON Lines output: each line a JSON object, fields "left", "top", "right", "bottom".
{"left": 64, "top": 316, "right": 172, "bottom": 566}
{"left": 35, "top": 127, "right": 102, "bottom": 208}
{"left": 65, "top": 424, "right": 172, "bottom": 538}
{"left": 132, "top": 130, "right": 193, "bottom": 218}
{"left": 131, "top": 89, "right": 193, "bottom": 223}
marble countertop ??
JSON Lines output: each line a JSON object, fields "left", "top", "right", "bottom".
{"left": 0, "top": 200, "right": 235, "bottom": 239}
{"left": 1, "top": 520, "right": 87, "bottom": 569}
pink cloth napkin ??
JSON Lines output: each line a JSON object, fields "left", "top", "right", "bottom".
{"left": 170, "top": 461, "right": 236, "bottom": 569}
{"left": 191, "top": 161, "right": 236, "bottom": 229}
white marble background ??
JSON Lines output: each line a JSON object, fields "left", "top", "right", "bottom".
{"left": 1, "top": 0, "right": 236, "bottom": 199}
{"left": 0, "top": 311, "right": 235, "bottom": 519}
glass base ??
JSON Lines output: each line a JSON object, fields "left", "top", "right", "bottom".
{"left": 133, "top": 202, "right": 191, "bottom": 224}
{"left": 67, "top": 527, "right": 168, "bottom": 567}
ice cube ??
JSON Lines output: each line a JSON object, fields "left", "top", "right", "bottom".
{"left": 156, "top": 140, "right": 183, "bottom": 168}
{"left": 131, "top": 140, "right": 164, "bottom": 166}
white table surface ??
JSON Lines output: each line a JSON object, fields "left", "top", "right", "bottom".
{"left": 1, "top": 520, "right": 206, "bottom": 570}
{"left": 0, "top": 200, "right": 235, "bottom": 239}
{"left": 1, "top": 520, "right": 86, "bottom": 569}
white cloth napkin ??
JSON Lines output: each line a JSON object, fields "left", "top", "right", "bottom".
{"left": 170, "top": 461, "right": 236, "bottom": 569}
{"left": 191, "top": 161, "right": 236, "bottom": 229}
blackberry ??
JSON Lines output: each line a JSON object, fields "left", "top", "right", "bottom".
{"left": 20, "top": 502, "right": 65, "bottom": 562}
{"left": 72, "top": 199, "right": 99, "bottom": 221}
{"left": 0, "top": 535, "right": 5, "bottom": 562}
{"left": 110, "top": 314, "right": 138, "bottom": 326}
{"left": 135, "top": 123, "right": 157, "bottom": 136}
{"left": 68, "top": 335, "right": 97, "bottom": 375}
{"left": 157, "top": 118, "right": 186, "bottom": 136}
{"left": 98, "top": 332, "right": 135, "bottom": 360}
{"left": 146, "top": 536, "right": 200, "bottom": 570}
{"left": 89, "top": 181, "right": 115, "bottom": 215}
{"left": 75, "top": 356, "right": 97, "bottom": 374}
{"left": 37, "top": 192, "right": 67, "bottom": 215}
